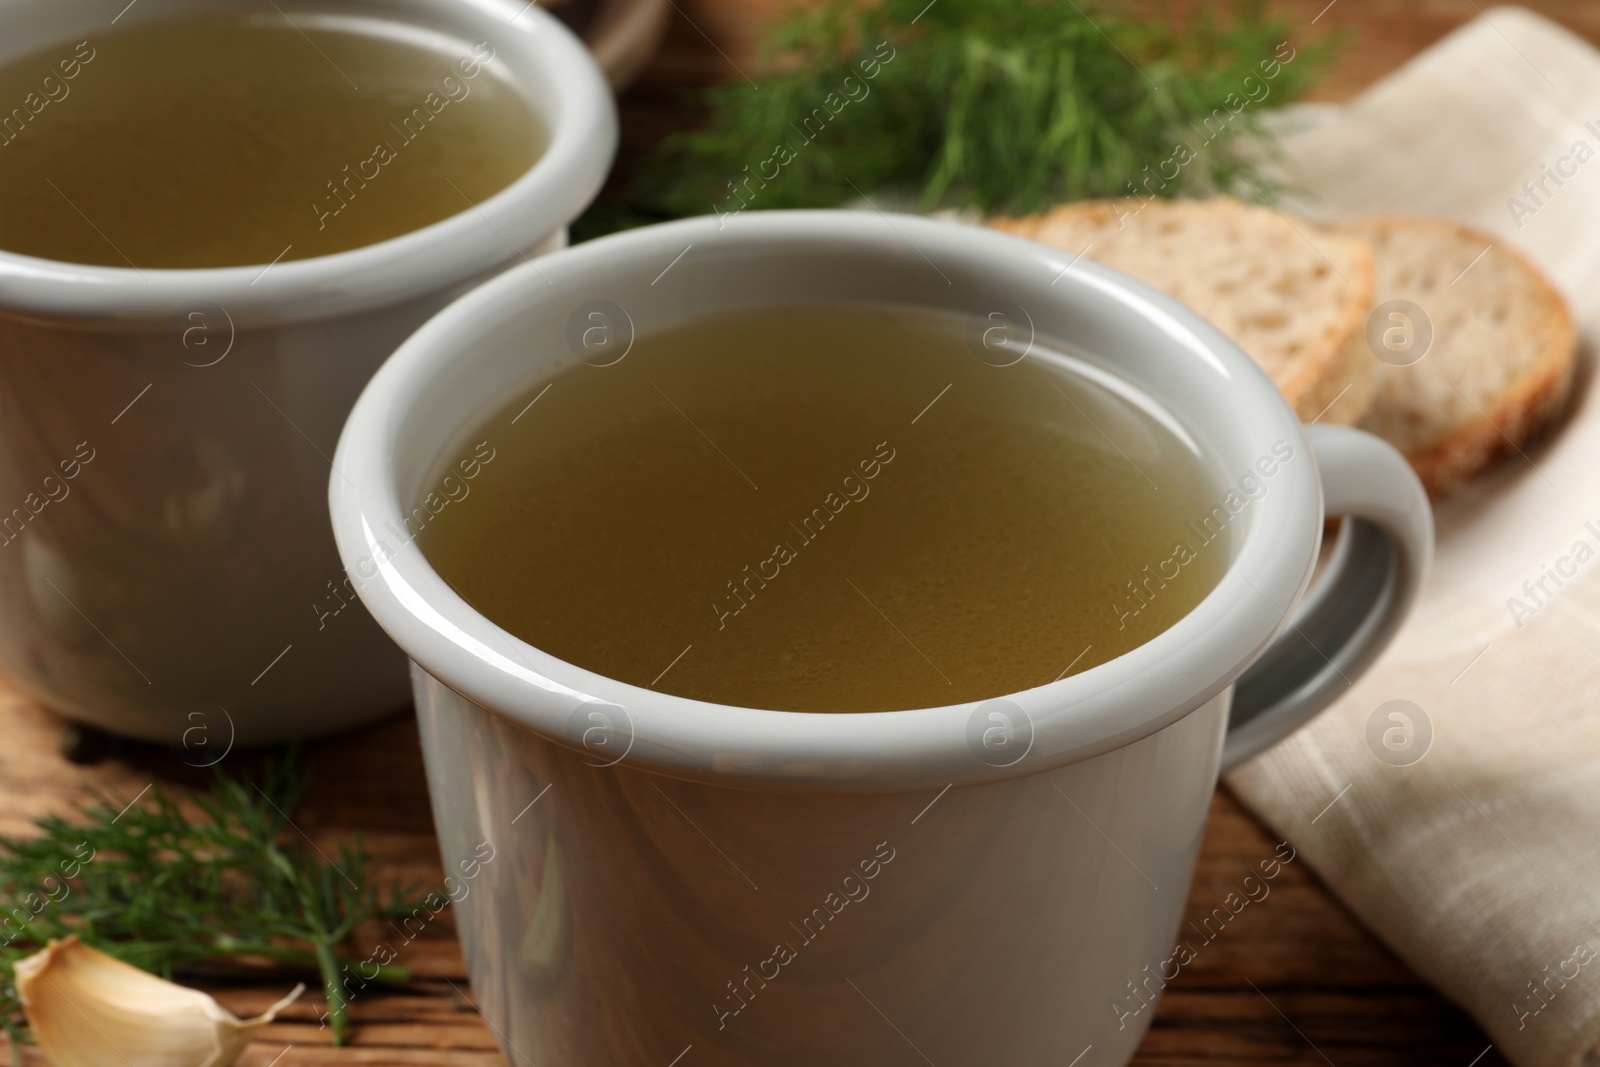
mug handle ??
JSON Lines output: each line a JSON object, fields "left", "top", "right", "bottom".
{"left": 1220, "top": 425, "right": 1434, "bottom": 772}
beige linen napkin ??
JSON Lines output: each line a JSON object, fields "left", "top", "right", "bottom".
{"left": 1226, "top": 9, "right": 1600, "bottom": 1067}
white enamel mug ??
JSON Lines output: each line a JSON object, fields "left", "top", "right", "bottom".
{"left": 0, "top": 0, "right": 615, "bottom": 746}
{"left": 330, "top": 212, "right": 1432, "bottom": 1066}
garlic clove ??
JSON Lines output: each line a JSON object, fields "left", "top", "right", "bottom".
{"left": 15, "top": 936, "right": 304, "bottom": 1067}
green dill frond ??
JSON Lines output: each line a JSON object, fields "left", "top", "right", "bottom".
{"left": 0, "top": 749, "right": 422, "bottom": 1049}
{"left": 574, "top": 0, "right": 1340, "bottom": 239}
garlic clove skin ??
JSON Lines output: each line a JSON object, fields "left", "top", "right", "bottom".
{"left": 15, "top": 936, "right": 304, "bottom": 1067}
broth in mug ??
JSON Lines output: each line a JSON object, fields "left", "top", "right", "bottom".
{"left": 419, "top": 305, "right": 1233, "bottom": 712}
{"left": 419, "top": 303, "right": 1228, "bottom": 713}
{"left": 0, "top": 11, "right": 545, "bottom": 268}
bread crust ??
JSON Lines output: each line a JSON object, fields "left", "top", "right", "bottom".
{"left": 1332, "top": 216, "right": 1577, "bottom": 497}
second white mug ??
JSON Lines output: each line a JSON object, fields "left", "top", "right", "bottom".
{"left": 0, "top": 0, "right": 616, "bottom": 746}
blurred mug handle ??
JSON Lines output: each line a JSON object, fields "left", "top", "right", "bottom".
{"left": 1221, "top": 425, "right": 1434, "bottom": 772}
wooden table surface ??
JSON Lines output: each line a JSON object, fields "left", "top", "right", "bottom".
{"left": 0, "top": 688, "right": 1509, "bottom": 1067}
{"left": 4, "top": 2, "right": 1587, "bottom": 1063}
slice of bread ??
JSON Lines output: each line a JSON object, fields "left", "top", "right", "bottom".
{"left": 990, "top": 198, "right": 1377, "bottom": 425}
{"left": 1329, "top": 217, "right": 1577, "bottom": 497}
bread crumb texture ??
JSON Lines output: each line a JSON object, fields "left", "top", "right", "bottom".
{"left": 1334, "top": 216, "right": 1576, "bottom": 497}
{"left": 991, "top": 198, "right": 1376, "bottom": 425}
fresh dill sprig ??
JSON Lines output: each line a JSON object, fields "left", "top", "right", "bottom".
{"left": 0, "top": 750, "right": 421, "bottom": 1051}
{"left": 576, "top": 0, "right": 1339, "bottom": 238}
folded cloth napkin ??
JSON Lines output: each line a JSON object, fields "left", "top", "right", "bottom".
{"left": 1228, "top": 10, "right": 1600, "bottom": 1066}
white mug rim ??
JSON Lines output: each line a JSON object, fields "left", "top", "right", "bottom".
{"left": 330, "top": 211, "right": 1326, "bottom": 791}
{"left": 0, "top": 0, "right": 615, "bottom": 329}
